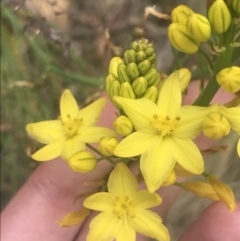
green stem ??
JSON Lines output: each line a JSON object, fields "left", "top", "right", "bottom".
{"left": 198, "top": 52, "right": 205, "bottom": 92}
{"left": 198, "top": 48, "right": 214, "bottom": 72}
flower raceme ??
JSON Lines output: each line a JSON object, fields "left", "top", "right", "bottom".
{"left": 83, "top": 162, "right": 170, "bottom": 241}
{"left": 113, "top": 70, "right": 211, "bottom": 193}
{"left": 26, "top": 89, "right": 115, "bottom": 162}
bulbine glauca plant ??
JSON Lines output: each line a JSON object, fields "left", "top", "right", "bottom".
{"left": 26, "top": 1, "right": 240, "bottom": 240}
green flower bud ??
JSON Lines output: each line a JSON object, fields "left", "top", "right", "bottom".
{"left": 145, "top": 47, "right": 154, "bottom": 57}
{"left": 113, "top": 115, "right": 133, "bottom": 136}
{"left": 175, "top": 68, "right": 192, "bottom": 92}
{"left": 233, "top": 0, "right": 240, "bottom": 13}
{"left": 150, "top": 59, "right": 157, "bottom": 68}
{"left": 141, "top": 86, "right": 158, "bottom": 102}
{"left": 147, "top": 53, "right": 156, "bottom": 64}
{"left": 216, "top": 66, "right": 240, "bottom": 93}
{"left": 136, "top": 51, "right": 147, "bottom": 62}
{"left": 171, "top": 5, "right": 194, "bottom": 24}
{"left": 106, "top": 74, "right": 118, "bottom": 94}
{"left": 124, "top": 49, "right": 137, "bottom": 64}
{"left": 152, "top": 72, "right": 161, "bottom": 87}
{"left": 119, "top": 82, "right": 136, "bottom": 99}
{"left": 132, "top": 77, "right": 148, "bottom": 96}
{"left": 109, "top": 81, "right": 121, "bottom": 108}
{"left": 168, "top": 23, "right": 200, "bottom": 54}
{"left": 127, "top": 62, "right": 140, "bottom": 80}
{"left": 138, "top": 59, "right": 151, "bottom": 75}
{"left": 68, "top": 151, "right": 97, "bottom": 173}
{"left": 208, "top": 0, "right": 231, "bottom": 34}
{"left": 203, "top": 112, "right": 231, "bottom": 139}
{"left": 131, "top": 41, "right": 141, "bottom": 51}
{"left": 143, "top": 68, "right": 159, "bottom": 86}
{"left": 117, "top": 63, "right": 131, "bottom": 83}
{"left": 98, "top": 136, "right": 119, "bottom": 156}
{"left": 109, "top": 57, "right": 123, "bottom": 76}
{"left": 186, "top": 13, "right": 211, "bottom": 42}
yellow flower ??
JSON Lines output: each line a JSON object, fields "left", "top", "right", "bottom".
{"left": 27, "top": 89, "right": 115, "bottom": 161}
{"left": 113, "top": 71, "right": 210, "bottom": 192}
{"left": 83, "top": 163, "right": 170, "bottom": 241}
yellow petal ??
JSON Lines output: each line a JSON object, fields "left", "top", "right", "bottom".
{"left": 58, "top": 207, "right": 90, "bottom": 227}
{"left": 157, "top": 71, "right": 182, "bottom": 115}
{"left": 114, "top": 132, "right": 160, "bottom": 157}
{"left": 116, "top": 220, "right": 135, "bottom": 241}
{"left": 174, "top": 163, "right": 194, "bottom": 177}
{"left": 26, "top": 120, "right": 64, "bottom": 144}
{"left": 80, "top": 127, "right": 115, "bottom": 143}
{"left": 130, "top": 209, "right": 170, "bottom": 241}
{"left": 133, "top": 190, "right": 162, "bottom": 209}
{"left": 171, "top": 137, "right": 204, "bottom": 174}
{"left": 61, "top": 135, "right": 85, "bottom": 161}
{"left": 31, "top": 139, "right": 65, "bottom": 161}
{"left": 87, "top": 212, "right": 120, "bottom": 241}
{"left": 140, "top": 138, "right": 176, "bottom": 193}
{"left": 174, "top": 106, "right": 210, "bottom": 139}
{"left": 76, "top": 98, "right": 107, "bottom": 128}
{"left": 237, "top": 138, "right": 240, "bottom": 157}
{"left": 60, "top": 89, "right": 79, "bottom": 120}
{"left": 84, "top": 192, "right": 114, "bottom": 211}
{"left": 113, "top": 96, "right": 158, "bottom": 132}
{"left": 108, "top": 163, "right": 138, "bottom": 197}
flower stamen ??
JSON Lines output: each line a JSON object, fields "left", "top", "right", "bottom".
{"left": 113, "top": 195, "right": 135, "bottom": 219}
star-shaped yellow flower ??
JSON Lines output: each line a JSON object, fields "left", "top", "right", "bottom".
{"left": 27, "top": 89, "right": 115, "bottom": 161}
{"left": 83, "top": 162, "right": 170, "bottom": 241}
{"left": 113, "top": 72, "right": 211, "bottom": 192}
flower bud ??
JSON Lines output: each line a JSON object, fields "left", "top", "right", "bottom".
{"left": 136, "top": 51, "right": 147, "bottom": 62}
{"left": 168, "top": 23, "right": 200, "bottom": 54}
{"left": 175, "top": 68, "right": 191, "bottom": 92}
{"left": 147, "top": 53, "right": 156, "bottom": 64}
{"left": 203, "top": 112, "right": 231, "bottom": 139}
{"left": 143, "top": 68, "right": 158, "bottom": 86}
{"left": 117, "top": 63, "right": 131, "bottom": 83}
{"left": 171, "top": 5, "right": 194, "bottom": 24}
{"left": 152, "top": 72, "right": 161, "bottom": 87}
{"left": 141, "top": 86, "right": 158, "bottom": 102}
{"left": 132, "top": 77, "right": 148, "bottom": 96}
{"left": 119, "top": 82, "right": 136, "bottom": 99}
{"left": 207, "top": 175, "right": 236, "bottom": 211}
{"left": 106, "top": 74, "right": 118, "bottom": 94}
{"left": 131, "top": 41, "right": 140, "bottom": 51}
{"left": 98, "top": 136, "right": 119, "bottom": 156}
{"left": 109, "top": 57, "right": 123, "bottom": 76}
{"left": 232, "top": 0, "right": 240, "bottom": 13}
{"left": 162, "top": 170, "right": 176, "bottom": 186}
{"left": 216, "top": 66, "right": 240, "bottom": 93}
{"left": 127, "top": 63, "right": 140, "bottom": 80}
{"left": 124, "top": 49, "right": 137, "bottom": 64}
{"left": 145, "top": 47, "right": 154, "bottom": 57}
{"left": 109, "top": 81, "right": 121, "bottom": 108}
{"left": 186, "top": 13, "right": 211, "bottom": 42}
{"left": 138, "top": 59, "right": 151, "bottom": 75}
{"left": 181, "top": 181, "right": 219, "bottom": 200}
{"left": 113, "top": 115, "right": 133, "bottom": 136}
{"left": 68, "top": 151, "right": 97, "bottom": 173}
{"left": 150, "top": 59, "right": 157, "bottom": 68}
{"left": 208, "top": 0, "right": 231, "bottom": 34}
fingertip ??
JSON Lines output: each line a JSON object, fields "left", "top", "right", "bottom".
{"left": 178, "top": 201, "right": 240, "bottom": 241}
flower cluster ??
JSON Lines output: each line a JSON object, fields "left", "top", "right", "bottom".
{"left": 26, "top": 2, "right": 240, "bottom": 241}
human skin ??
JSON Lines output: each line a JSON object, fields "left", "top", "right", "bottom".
{"left": 1, "top": 81, "right": 240, "bottom": 241}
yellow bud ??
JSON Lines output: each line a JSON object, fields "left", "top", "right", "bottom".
{"left": 109, "top": 81, "right": 121, "bottom": 108}
{"left": 119, "top": 82, "right": 136, "bottom": 99}
{"left": 68, "top": 151, "right": 97, "bottom": 173}
{"left": 132, "top": 77, "right": 148, "bottom": 96}
{"left": 168, "top": 23, "right": 200, "bottom": 54}
{"left": 186, "top": 13, "right": 211, "bottom": 42}
{"left": 127, "top": 63, "right": 140, "bottom": 80}
{"left": 109, "top": 57, "right": 123, "bottom": 76}
{"left": 106, "top": 74, "right": 118, "bottom": 94}
{"left": 208, "top": 0, "right": 232, "bottom": 34}
{"left": 171, "top": 5, "right": 194, "bottom": 24}
{"left": 216, "top": 66, "right": 240, "bottom": 93}
{"left": 175, "top": 68, "right": 192, "bottom": 92}
{"left": 117, "top": 63, "right": 131, "bottom": 83}
{"left": 162, "top": 170, "right": 176, "bottom": 186}
{"left": 207, "top": 175, "right": 236, "bottom": 211}
{"left": 98, "top": 136, "right": 119, "bottom": 156}
{"left": 124, "top": 49, "right": 137, "bottom": 64}
{"left": 145, "top": 47, "right": 154, "bottom": 57}
{"left": 113, "top": 115, "right": 133, "bottom": 136}
{"left": 203, "top": 112, "right": 231, "bottom": 139}
{"left": 141, "top": 86, "right": 158, "bottom": 102}
{"left": 143, "top": 68, "right": 158, "bottom": 86}
{"left": 181, "top": 181, "right": 220, "bottom": 200}
{"left": 138, "top": 59, "right": 151, "bottom": 75}
{"left": 136, "top": 51, "right": 147, "bottom": 62}
{"left": 232, "top": 0, "right": 240, "bottom": 13}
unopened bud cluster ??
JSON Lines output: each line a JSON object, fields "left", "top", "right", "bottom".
{"left": 106, "top": 38, "right": 160, "bottom": 107}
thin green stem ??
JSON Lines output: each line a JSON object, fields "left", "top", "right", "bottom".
{"left": 198, "top": 48, "right": 214, "bottom": 72}
{"left": 198, "top": 52, "right": 205, "bottom": 92}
